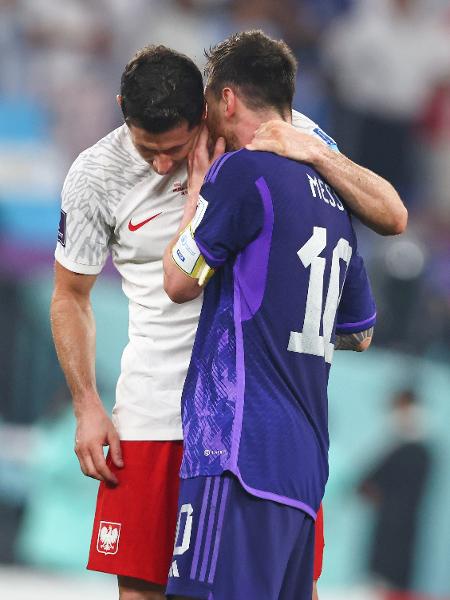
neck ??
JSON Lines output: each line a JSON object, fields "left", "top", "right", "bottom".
{"left": 232, "top": 106, "right": 292, "bottom": 149}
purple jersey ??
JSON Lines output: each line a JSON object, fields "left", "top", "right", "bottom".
{"left": 180, "top": 149, "right": 376, "bottom": 519}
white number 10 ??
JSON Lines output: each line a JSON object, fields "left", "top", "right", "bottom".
{"left": 288, "top": 227, "right": 352, "bottom": 364}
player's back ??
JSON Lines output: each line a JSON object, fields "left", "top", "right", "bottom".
{"left": 181, "top": 149, "right": 376, "bottom": 516}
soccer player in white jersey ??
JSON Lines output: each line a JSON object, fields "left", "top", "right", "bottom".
{"left": 51, "top": 44, "right": 407, "bottom": 600}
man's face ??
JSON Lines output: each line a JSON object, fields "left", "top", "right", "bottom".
{"left": 128, "top": 120, "right": 200, "bottom": 176}
{"left": 205, "top": 87, "right": 239, "bottom": 152}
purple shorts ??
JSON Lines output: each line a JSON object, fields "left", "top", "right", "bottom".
{"left": 166, "top": 472, "right": 315, "bottom": 600}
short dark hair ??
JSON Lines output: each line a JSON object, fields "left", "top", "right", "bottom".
{"left": 204, "top": 30, "right": 298, "bottom": 116}
{"left": 120, "top": 45, "right": 204, "bottom": 133}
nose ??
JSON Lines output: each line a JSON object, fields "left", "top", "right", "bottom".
{"left": 152, "top": 155, "right": 174, "bottom": 175}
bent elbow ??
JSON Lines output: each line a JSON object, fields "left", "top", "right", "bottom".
{"left": 164, "top": 279, "right": 200, "bottom": 304}
{"left": 164, "top": 283, "right": 186, "bottom": 304}
{"left": 356, "top": 336, "right": 373, "bottom": 352}
{"left": 392, "top": 204, "right": 408, "bottom": 235}
{"left": 380, "top": 197, "right": 408, "bottom": 236}
{"left": 169, "top": 291, "right": 192, "bottom": 304}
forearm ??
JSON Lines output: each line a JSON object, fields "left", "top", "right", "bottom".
{"left": 335, "top": 327, "right": 374, "bottom": 352}
{"left": 248, "top": 121, "right": 407, "bottom": 236}
{"left": 163, "top": 234, "right": 203, "bottom": 303}
{"left": 50, "top": 292, "right": 101, "bottom": 416}
{"left": 312, "top": 146, "right": 407, "bottom": 236}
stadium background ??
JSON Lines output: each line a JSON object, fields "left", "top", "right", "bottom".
{"left": 0, "top": 0, "right": 449, "bottom": 598}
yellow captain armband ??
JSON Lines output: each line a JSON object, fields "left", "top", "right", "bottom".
{"left": 171, "top": 223, "right": 215, "bottom": 286}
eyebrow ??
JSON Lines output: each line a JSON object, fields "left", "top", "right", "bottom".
{"left": 137, "top": 141, "right": 188, "bottom": 154}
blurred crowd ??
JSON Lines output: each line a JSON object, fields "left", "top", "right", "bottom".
{"left": 0, "top": 0, "right": 449, "bottom": 360}
{"left": 1, "top": 2, "right": 450, "bottom": 595}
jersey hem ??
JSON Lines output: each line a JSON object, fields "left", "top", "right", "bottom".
{"left": 115, "top": 428, "right": 183, "bottom": 441}
{"left": 54, "top": 250, "right": 104, "bottom": 275}
{"left": 232, "top": 468, "right": 317, "bottom": 520}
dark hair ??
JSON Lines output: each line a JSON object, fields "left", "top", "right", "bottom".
{"left": 204, "top": 30, "right": 297, "bottom": 116}
{"left": 120, "top": 45, "right": 204, "bottom": 133}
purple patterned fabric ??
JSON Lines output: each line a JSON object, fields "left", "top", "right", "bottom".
{"left": 180, "top": 149, "right": 376, "bottom": 520}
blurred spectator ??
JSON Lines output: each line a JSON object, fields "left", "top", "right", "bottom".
{"left": 18, "top": 0, "right": 117, "bottom": 159}
{"left": 418, "top": 7, "right": 450, "bottom": 217}
{"left": 419, "top": 79, "right": 450, "bottom": 213}
{"left": 322, "top": 0, "right": 450, "bottom": 200}
{"left": 358, "top": 389, "right": 432, "bottom": 600}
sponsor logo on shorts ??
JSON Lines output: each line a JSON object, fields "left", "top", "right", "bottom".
{"left": 96, "top": 521, "right": 121, "bottom": 555}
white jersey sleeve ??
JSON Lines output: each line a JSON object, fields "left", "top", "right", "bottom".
{"left": 55, "top": 152, "right": 112, "bottom": 275}
{"left": 291, "top": 109, "right": 339, "bottom": 152}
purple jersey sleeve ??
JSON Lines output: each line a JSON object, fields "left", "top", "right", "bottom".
{"left": 336, "top": 250, "right": 376, "bottom": 335}
{"left": 194, "top": 151, "right": 264, "bottom": 269}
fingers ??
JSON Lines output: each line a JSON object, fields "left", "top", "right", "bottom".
{"left": 197, "top": 123, "right": 209, "bottom": 149}
{"left": 246, "top": 137, "right": 282, "bottom": 154}
{"left": 247, "top": 120, "right": 282, "bottom": 154}
{"left": 253, "top": 120, "right": 281, "bottom": 138}
{"left": 76, "top": 447, "right": 97, "bottom": 479}
{"left": 91, "top": 444, "right": 119, "bottom": 486}
{"left": 108, "top": 429, "right": 124, "bottom": 469}
{"left": 212, "top": 137, "right": 226, "bottom": 162}
{"left": 75, "top": 441, "right": 119, "bottom": 486}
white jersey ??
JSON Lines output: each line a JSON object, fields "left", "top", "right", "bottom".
{"left": 55, "top": 111, "right": 336, "bottom": 440}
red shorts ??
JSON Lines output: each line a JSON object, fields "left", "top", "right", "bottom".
{"left": 87, "top": 441, "right": 183, "bottom": 585}
{"left": 87, "top": 441, "right": 325, "bottom": 585}
{"left": 313, "top": 503, "right": 325, "bottom": 581}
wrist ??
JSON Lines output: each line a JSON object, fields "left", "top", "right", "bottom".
{"left": 309, "top": 142, "right": 336, "bottom": 171}
{"left": 73, "top": 391, "right": 104, "bottom": 419}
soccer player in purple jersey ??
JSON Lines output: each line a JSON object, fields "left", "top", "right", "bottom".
{"left": 163, "top": 31, "right": 376, "bottom": 600}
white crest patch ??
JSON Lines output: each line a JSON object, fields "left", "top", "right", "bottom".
{"left": 96, "top": 521, "right": 121, "bottom": 555}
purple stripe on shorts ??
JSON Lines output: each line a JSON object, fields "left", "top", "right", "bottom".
{"left": 199, "top": 476, "right": 221, "bottom": 581}
{"left": 190, "top": 477, "right": 212, "bottom": 580}
{"left": 234, "top": 468, "right": 317, "bottom": 521}
{"left": 336, "top": 312, "right": 377, "bottom": 332}
{"left": 207, "top": 477, "right": 231, "bottom": 583}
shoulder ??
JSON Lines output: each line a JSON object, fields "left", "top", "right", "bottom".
{"left": 204, "top": 148, "right": 275, "bottom": 188}
{"left": 68, "top": 125, "right": 139, "bottom": 177}
{"left": 62, "top": 125, "right": 145, "bottom": 205}
{"left": 291, "top": 109, "right": 339, "bottom": 151}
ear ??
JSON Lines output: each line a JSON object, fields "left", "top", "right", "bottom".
{"left": 116, "top": 94, "right": 122, "bottom": 108}
{"left": 222, "top": 88, "right": 237, "bottom": 118}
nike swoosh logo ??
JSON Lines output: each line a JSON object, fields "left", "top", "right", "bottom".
{"left": 128, "top": 212, "right": 162, "bottom": 232}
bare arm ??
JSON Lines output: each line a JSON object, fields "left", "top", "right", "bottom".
{"left": 164, "top": 125, "right": 224, "bottom": 303}
{"left": 335, "top": 326, "right": 374, "bottom": 352}
{"left": 163, "top": 197, "right": 205, "bottom": 304}
{"left": 247, "top": 121, "right": 407, "bottom": 236}
{"left": 50, "top": 261, "right": 123, "bottom": 485}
